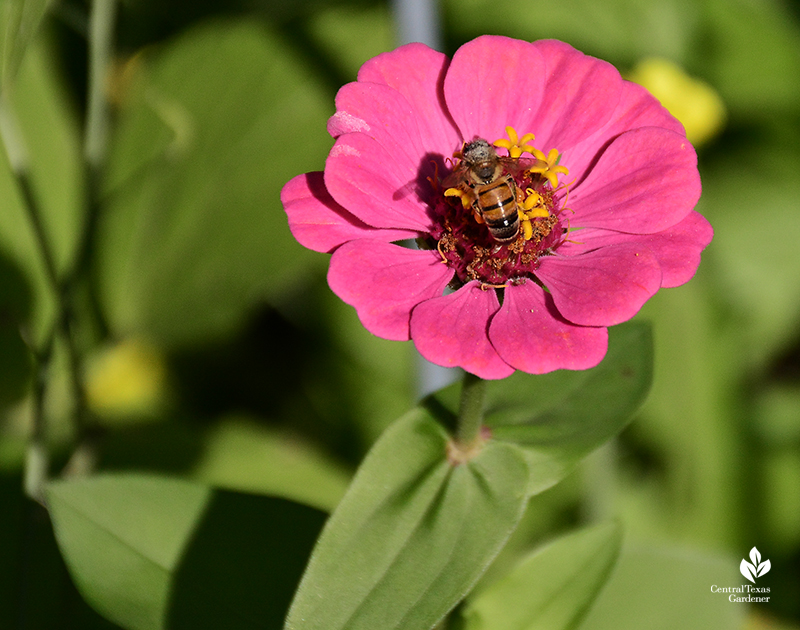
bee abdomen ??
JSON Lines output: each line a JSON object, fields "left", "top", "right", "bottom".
{"left": 476, "top": 177, "right": 519, "bottom": 242}
{"left": 486, "top": 217, "right": 520, "bottom": 242}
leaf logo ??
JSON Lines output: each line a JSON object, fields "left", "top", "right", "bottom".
{"left": 740, "top": 547, "right": 771, "bottom": 584}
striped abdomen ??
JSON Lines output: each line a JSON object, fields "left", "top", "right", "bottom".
{"left": 473, "top": 174, "right": 520, "bottom": 243}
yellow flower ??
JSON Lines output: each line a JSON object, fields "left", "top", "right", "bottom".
{"left": 627, "top": 57, "right": 726, "bottom": 146}
{"left": 528, "top": 148, "right": 569, "bottom": 189}
{"left": 85, "top": 340, "right": 166, "bottom": 419}
{"left": 493, "top": 126, "right": 536, "bottom": 158}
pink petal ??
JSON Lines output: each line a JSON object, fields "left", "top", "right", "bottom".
{"left": 410, "top": 282, "right": 514, "bottom": 379}
{"left": 642, "top": 211, "right": 713, "bottom": 287}
{"left": 490, "top": 280, "right": 608, "bottom": 374}
{"left": 354, "top": 43, "right": 462, "bottom": 155}
{"left": 443, "top": 35, "right": 546, "bottom": 144}
{"left": 328, "top": 240, "right": 453, "bottom": 340}
{"left": 325, "top": 133, "right": 434, "bottom": 231}
{"left": 536, "top": 244, "right": 662, "bottom": 326}
{"left": 560, "top": 211, "right": 713, "bottom": 288}
{"left": 569, "top": 127, "right": 701, "bottom": 234}
{"left": 327, "top": 82, "right": 428, "bottom": 166}
{"left": 528, "top": 40, "right": 622, "bottom": 152}
{"left": 282, "top": 173, "right": 418, "bottom": 253}
{"left": 564, "top": 80, "right": 686, "bottom": 181}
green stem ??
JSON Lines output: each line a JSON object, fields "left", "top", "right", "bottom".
{"left": 456, "top": 371, "right": 486, "bottom": 446}
{"left": 1, "top": 96, "right": 92, "bottom": 481}
{"left": 1, "top": 0, "right": 118, "bottom": 493}
{"left": 60, "top": 0, "right": 118, "bottom": 478}
{"left": 0, "top": 91, "right": 60, "bottom": 501}
{"left": 0, "top": 95, "right": 59, "bottom": 293}
{"left": 23, "top": 340, "right": 53, "bottom": 505}
{"left": 84, "top": 0, "right": 116, "bottom": 171}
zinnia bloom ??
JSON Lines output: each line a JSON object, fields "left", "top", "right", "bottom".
{"left": 281, "top": 36, "right": 711, "bottom": 379}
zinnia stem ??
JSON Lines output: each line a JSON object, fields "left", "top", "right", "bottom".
{"left": 456, "top": 371, "right": 486, "bottom": 446}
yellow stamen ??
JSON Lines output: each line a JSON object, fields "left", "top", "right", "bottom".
{"left": 528, "top": 148, "right": 570, "bottom": 188}
{"left": 522, "top": 219, "right": 533, "bottom": 241}
{"left": 522, "top": 189, "right": 542, "bottom": 210}
{"left": 521, "top": 189, "right": 549, "bottom": 219}
{"left": 445, "top": 187, "right": 472, "bottom": 209}
{"left": 524, "top": 207, "right": 550, "bottom": 219}
{"left": 505, "top": 126, "right": 520, "bottom": 145}
{"left": 493, "top": 126, "right": 536, "bottom": 158}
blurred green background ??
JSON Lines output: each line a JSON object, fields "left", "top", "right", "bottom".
{"left": 1, "top": 0, "right": 799, "bottom": 627}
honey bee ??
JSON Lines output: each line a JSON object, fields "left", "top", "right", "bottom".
{"left": 443, "top": 138, "right": 535, "bottom": 243}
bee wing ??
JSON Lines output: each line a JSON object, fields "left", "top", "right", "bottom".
{"left": 499, "top": 156, "right": 539, "bottom": 178}
{"left": 442, "top": 164, "right": 469, "bottom": 189}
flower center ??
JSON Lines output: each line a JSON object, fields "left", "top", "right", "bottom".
{"left": 426, "top": 127, "right": 571, "bottom": 288}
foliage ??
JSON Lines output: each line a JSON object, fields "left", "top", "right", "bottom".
{"left": 1, "top": 0, "right": 799, "bottom": 628}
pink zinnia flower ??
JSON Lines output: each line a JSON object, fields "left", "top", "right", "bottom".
{"left": 281, "top": 36, "right": 711, "bottom": 379}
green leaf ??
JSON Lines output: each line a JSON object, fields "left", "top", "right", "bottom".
{"left": 284, "top": 409, "right": 531, "bottom": 630}
{"left": 11, "top": 37, "right": 85, "bottom": 276}
{"left": 763, "top": 449, "right": 800, "bottom": 552}
{"left": 700, "top": 147, "right": 800, "bottom": 367}
{"left": 428, "top": 322, "right": 653, "bottom": 496}
{"left": 578, "top": 544, "right": 744, "bottom": 630}
{"left": 98, "top": 18, "right": 333, "bottom": 347}
{"left": 460, "top": 522, "right": 622, "bottom": 630}
{"left": 47, "top": 473, "right": 326, "bottom": 630}
{"left": 700, "top": 0, "right": 800, "bottom": 114}
{"left": 0, "top": 0, "right": 54, "bottom": 88}
{"left": 443, "top": 0, "right": 700, "bottom": 64}
{"left": 190, "top": 416, "right": 351, "bottom": 511}
{"left": 0, "top": 34, "right": 84, "bottom": 343}
{"left": 305, "top": 3, "right": 394, "bottom": 83}
{"left": 0, "top": 475, "right": 122, "bottom": 629}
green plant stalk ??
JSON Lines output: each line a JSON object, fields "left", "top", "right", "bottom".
{"left": 456, "top": 372, "right": 486, "bottom": 446}
{"left": 84, "top": 0, "right": 116, "bottom": 171}
{"left": 0, "top": 90, "right": 60, "bottom": 501}
{"left": 22, "top": 338, "right": 54, "bottom": 504}
{"left": 1, "top": 0, "right": 118, "bottom": 495}
{"left": 60, "top": 0, "right": 118, "bottom": 478}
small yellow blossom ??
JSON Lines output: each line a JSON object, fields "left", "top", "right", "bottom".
{"left": 627, "top": 57, "right": 726, "bottom": 146}
{"left": 85, "top": 340, "right": 166, "bottom": 419}
{"left": 529, "top": 148, "right": 569, "bottom": 188}
{"left": 493, "top": 126, "right": 536, "bottom": 158}
{"left": 521, "top": 189, "right": 549, "bottom": 218}
{"left": 517, "top": 189, "right": 550, "bottom": 241}
{"left": 444, "top": 186, "right": 473, "bottom": 209}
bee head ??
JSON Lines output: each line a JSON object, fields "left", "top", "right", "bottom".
{"left": 462, "top": 138, "right": 500, "bottom": 184}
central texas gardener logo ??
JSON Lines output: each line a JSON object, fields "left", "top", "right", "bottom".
{"left": 740, "top": 547, "right": 771, "bottom": 584}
